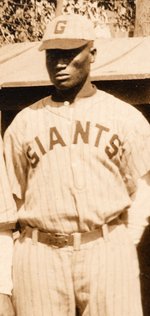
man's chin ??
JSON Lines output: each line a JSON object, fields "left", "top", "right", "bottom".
{"left": 55, "top": 82, "right": 73, "bottom": 91}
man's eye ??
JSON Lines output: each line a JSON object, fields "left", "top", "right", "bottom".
{"left": 46, "top": 49, "right": 78, "bottom": 61}
{"left": 47, "top": 53, "right": 55, "bottom": 59}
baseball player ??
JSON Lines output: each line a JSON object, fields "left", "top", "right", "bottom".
{"left": 3, "top": 14, "right": 150, "bottom": 316}
{"left": 0, "top": 135, "right": 17, "bottom": 316}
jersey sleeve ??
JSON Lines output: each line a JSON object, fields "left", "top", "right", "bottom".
{"left": 0, "top": 135, "right": 17, "bottom": 229}
{"left": 120, "top": 110, "right": 150, "bottom": 195}
{"left": 4, "top": 116, "right": 28, "bottom": 202}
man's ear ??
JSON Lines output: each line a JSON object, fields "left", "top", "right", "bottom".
{"left": 90, "top": 47, "right": 97, "bottom": 63}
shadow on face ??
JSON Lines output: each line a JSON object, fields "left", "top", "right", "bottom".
{"left": 45, "top": 42, "right": 97, "bottom": 90}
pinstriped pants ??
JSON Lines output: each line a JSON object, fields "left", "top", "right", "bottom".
{"left": 12, "top": 224, "right": 143, "bottom": 316}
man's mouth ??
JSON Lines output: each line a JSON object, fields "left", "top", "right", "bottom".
{"left": 55, "top": 73, "right": 70, "bottom": 80}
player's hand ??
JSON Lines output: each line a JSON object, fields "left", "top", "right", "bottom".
{"left": 0, "top": 293, "right": 15, "bottom": 316}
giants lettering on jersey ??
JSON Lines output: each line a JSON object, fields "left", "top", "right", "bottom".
{"left": 26, "top": 120, "right": 122, "bottom": 168}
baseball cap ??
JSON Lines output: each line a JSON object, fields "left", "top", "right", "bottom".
{"left": 39, "top": 14, "right": 96, "bottom": 51}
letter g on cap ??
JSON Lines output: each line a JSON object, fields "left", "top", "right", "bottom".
{"left": 54, "top": 21, "right": 67, "bottom": 34}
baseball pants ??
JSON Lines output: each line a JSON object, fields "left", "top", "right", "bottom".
{"left": 12, "top": 224, "right": 143, "bottom": 316}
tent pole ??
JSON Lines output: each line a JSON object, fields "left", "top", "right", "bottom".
{"left": 55, "top": 0, "right": 64, "bottom": 16}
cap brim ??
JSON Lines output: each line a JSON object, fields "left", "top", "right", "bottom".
{"left": 39, "top": 39, "right": 90, "bottom": 51}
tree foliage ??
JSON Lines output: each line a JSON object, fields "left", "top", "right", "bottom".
{"left": 0, "top": 0, "right": 135, "bottom": 46}
{"left": 0, "top": 0, "right": 56, "bottom": 45}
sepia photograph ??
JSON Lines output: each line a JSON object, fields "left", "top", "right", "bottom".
{"left": 0, "top": 1, "right": 150, "bottom": 315}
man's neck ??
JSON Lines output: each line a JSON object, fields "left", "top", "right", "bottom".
{"left": 52, "top": 78, "right": 96, "bottom": 104}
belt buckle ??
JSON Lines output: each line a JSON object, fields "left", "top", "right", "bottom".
{"left": 52, "top": 233, "right": 69, "bottom": 248}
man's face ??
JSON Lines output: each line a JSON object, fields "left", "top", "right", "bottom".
{"left": 46, "top": 43, "right": 96, "bottom": 90}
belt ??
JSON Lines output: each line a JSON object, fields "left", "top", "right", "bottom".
{"left": 20, "top": 217, "right": 121, "bottom": 249}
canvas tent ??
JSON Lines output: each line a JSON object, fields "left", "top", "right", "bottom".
{"left": 1, "top": 36, "right": 150, "bottom": 133}
{"left": 1, "top": 36, "right": 150, "bottom": 87}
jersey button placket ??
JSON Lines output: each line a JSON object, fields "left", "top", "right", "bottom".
{"left": 67, "top": 101, "right": 86, "bottom": 191}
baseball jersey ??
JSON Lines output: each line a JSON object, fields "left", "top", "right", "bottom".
{"left": 0, "top": 136, "right": 16, "bottom": 295}
{"left": 0, "top": 135, "right": 17, "bottom": 230}
{"left": 4, "top": 88, "right": 150, "bottom": 234}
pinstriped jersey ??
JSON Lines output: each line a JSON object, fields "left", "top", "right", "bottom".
{"left": 4, "top": 89, "right": 150, "bottom": 234}
{"left": 0, "top": 135, "right": 17, "bottom": 229}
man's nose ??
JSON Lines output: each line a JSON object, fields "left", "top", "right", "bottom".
{"left": 56, "top": 57, "right": 68, "bottom": 68}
